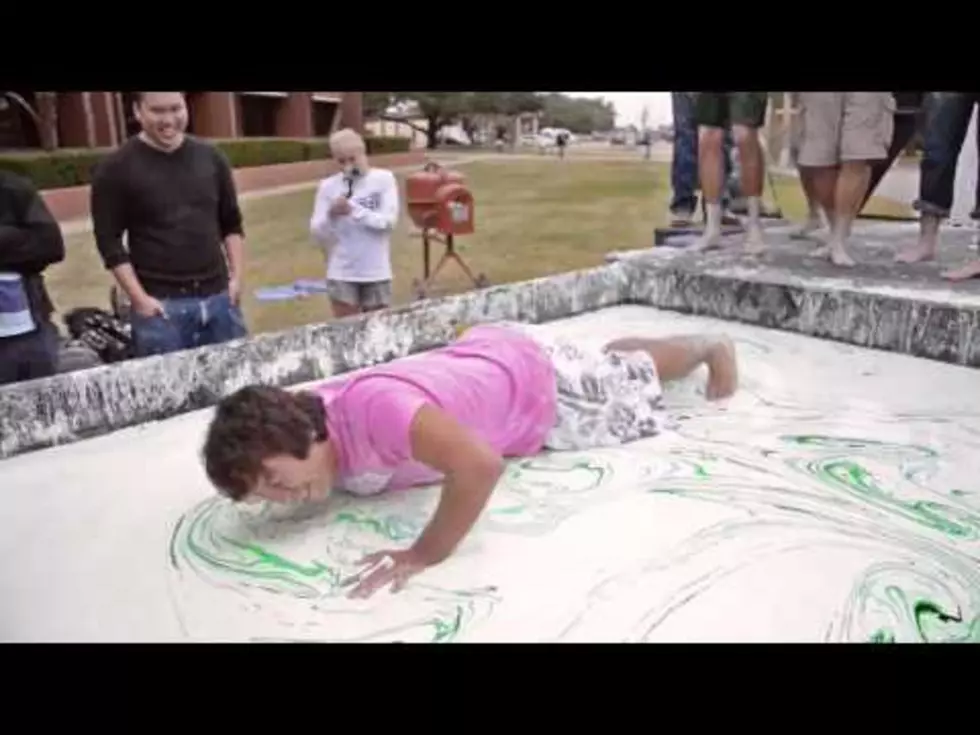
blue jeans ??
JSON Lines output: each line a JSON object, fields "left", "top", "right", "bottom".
{"left": 915, "top": 92, "right": 980, "bottom": 219}
{"left": 670, "top": 92, "right": 740, "bottom": 213}
{"left": 0, "top": 320, "right": 59, "bottom": 385}
{"left": 130, "top": 291, "right": 248, "bottom": 358}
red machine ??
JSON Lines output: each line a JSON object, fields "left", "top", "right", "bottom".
{"left": 405, "top": 161, "right": 487, "bottom": 300}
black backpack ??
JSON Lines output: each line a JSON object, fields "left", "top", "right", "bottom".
{"left": 63, "top": 307, "right": 134, "bottom": 363}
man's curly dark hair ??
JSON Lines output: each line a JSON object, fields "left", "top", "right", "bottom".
{"left": 202, "top": 385, "right": 328, "bottom": 501}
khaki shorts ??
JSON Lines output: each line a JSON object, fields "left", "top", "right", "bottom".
{"left": 797, "top": 93, "right": 895, "bottom": 167}
{"left": 325, "top": 279, "right": 392, "bottom": 309}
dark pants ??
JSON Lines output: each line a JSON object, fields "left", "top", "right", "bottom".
{"left": 694, "top": 92, "right": 768, "bottom": 129}
{"left": 130, "top": 290, "right": 248, "bottom": 358}
{"left": 0, "top": 321, "right": 59, "bottom": 386}
{"left": 670, "top": 92, "right": 740, "bottom": 214}
{"left": 862, "top": 98, "right": 923, "bottom": 210}
{"left": 915, "top": 92, "right": 980, "bottom": 219}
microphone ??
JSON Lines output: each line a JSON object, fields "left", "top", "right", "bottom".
{"left": 344, "top": 165, "right": 359, "bottom": 198}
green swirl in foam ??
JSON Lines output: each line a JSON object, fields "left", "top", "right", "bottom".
{"left": 831, "top": 563, "right": 980, "bottom": 643}
{"left": 168, "top": 496, "right": 498, "bottom": 642}
{"left": 781, "top": 435, "right": 980, "bottom": 540}
{"left": 481, "top": 454, "right": 615, "bottom": 533}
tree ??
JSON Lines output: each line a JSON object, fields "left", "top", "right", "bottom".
{"left": 2, "top": 91, "right": 58, "bottom": 150}
{"left": 363, "top": 92, "right": 395, "bottom": 120}
{"left": 362, "top": 92, "right": 549, "bottom": 149}
{"left": 539, "top": 93, "right": 616, "bottom": 134}
{"left": 359, "top": 92, "right": 461, "bottom": 149}
{"left": 35, "top": 93, "right": 58, "bottom": 151}
{"left": 500, "top": 92, "right": 544, "bottom": 116}
{"left": 458, "top": 92, "right": 544, "bottom": 143}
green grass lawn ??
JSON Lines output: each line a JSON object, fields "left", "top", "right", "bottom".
{"left": 49, "top": 158, "right": 913, "bottom": 336}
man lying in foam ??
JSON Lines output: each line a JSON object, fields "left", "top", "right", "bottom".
{"left": 201, "top": 322, "right": 739, "bottom": 598}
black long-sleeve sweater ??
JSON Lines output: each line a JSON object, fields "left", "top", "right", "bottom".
{"left": 0, "top": 170, "right": 65, "bottom": 324}
{"left": 90, "top": 135, "right": 244, "bottom": 298}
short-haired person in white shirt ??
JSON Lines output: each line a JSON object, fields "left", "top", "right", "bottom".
{"left": 310, "top": 129, "right": 400, "bottom": 318}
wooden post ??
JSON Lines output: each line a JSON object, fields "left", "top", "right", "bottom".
{"left": 36, "top": 92, "right": 59, "bottom": 150}
{"left": 778, "top": 91, "right": 794, "bottom": 170}
{"left": 951, "top": 105, "right": 978, "bottom": 224}
{"left": 763, "top": 92, "right": 776, "bottom": 163}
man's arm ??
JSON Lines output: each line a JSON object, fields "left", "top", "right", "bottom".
{"left": 90, "top": 160, "right": 148, "bottom": 304}
{"left": 0, "top": 174, "right": 65, "bottom": 272}
{"left": 348, "top": 170, "right": 400, "bottom": 232}
{"left": 214, "top": 148, "right": 245, "bottom": 286}
{"left": 406, "top": 404, "right": 505, "bottom": 565}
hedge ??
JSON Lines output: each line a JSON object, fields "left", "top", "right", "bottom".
{"left": 0, "top": 135, "right": 412, "bottom": 190}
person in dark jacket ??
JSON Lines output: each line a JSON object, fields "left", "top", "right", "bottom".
{"left": 90, "top": 91, "right": 248, "bottom": 358}
{"left": 0, "top": 170, "right": 65, "bottom": 385}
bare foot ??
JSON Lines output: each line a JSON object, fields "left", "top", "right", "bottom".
{"left": 789, "top": 220, "right": 827, "bottom": 242}
{"left": 669, "top": 209, "right": 695, "bottom": 228}
{"left": 941, "top": 260, "right": 980, "bottom": 281}
{"left": 744, "top": 227, "right": 766, "bottom": 255}
{"left": 895, "top": 243, "right": 937, "bottom": 264}
{"left": 810, "top": 244, "right": 831, "bottom": 259}
{"left": 830, "top": 246, "right": 856, "bottom": 267}
{"left": 705, "top": 337, "right": 738, "bottom": 400}
{"left": 692, "top": 230, "right": 722, "bottom": 252}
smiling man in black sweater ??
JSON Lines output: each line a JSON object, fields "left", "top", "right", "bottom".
{"left": 91, "top": 91, "right": 248, "bottom": 358}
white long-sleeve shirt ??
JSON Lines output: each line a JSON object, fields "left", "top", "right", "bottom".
{"left": 309, "top": 167, "right": 400, "bottom": 282}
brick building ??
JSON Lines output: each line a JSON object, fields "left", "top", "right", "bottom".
{"left": 0, "top": 92, "right": 364, "bottom": 150}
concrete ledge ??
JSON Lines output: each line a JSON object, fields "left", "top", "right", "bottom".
{"left": 4, "top": 219, "right": 979, "bottom": 461}
{"left": 621, "top": 221, "right": 980, "bottom": 368}
{"left": 629, "top": 262, "right": 980, "bottom": 366}
{"left": 0, "top": 263, "right": 632, "bottom": 460}
{"left": 42, "top": 151, "right": 425, "bottom": 223}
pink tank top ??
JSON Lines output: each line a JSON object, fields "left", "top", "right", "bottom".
{"left": 312, "top": 324, "right": 557, "bottom": 496}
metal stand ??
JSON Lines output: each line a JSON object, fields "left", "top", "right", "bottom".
{"left": 411, "top": 229, "right": 489, "bottom": 300}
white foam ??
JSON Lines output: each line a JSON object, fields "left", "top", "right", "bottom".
{"left": 1, "top": 306, "right": 978, "bottom": 642}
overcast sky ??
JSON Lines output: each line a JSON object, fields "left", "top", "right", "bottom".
{"left": 563, "top": 92, "right": 673, "bottom": 128}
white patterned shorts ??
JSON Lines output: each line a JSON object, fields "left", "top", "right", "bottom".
{"left": 510, "top": 323, "right": 666, "bottom": 451}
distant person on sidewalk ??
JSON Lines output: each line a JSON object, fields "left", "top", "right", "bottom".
{"left": 796, "top": 92, "right": 895, "bottom": 267}
{"left": 668, "top": 92, "right": 740, "bottom": 228}
{"left": 0, "top": 170, "right": 65, "bottom": 385}
{"left": 693, "top": 92, "right": 769, "bottom": 252}
{"left": 895, "top": 92, "right": 980, "bottom": 280}
{"left": 555, "top": 131, "right": 569, "bottom": 159}
{"left": 90, "top": 91, "right": 248, "bottom": 358}
{"left": 494, "top": 125, "right": 508, "bottom": 152}
{"left": 310, "top": 128, "right": 400, "bottom": 319}
{"left": 640, "top": 129, "right": 652, "bottom": 160}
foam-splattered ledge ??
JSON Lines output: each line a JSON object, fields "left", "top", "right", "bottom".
{"left": 0, "top": 264, "right": 632, "bottom": 460}
{"left": 615, "top": 220, "right": 980, "bottom": 369}
{"left": 3, "top": 222, "right": 979, "bottom": 461}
